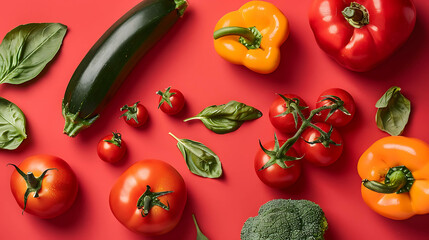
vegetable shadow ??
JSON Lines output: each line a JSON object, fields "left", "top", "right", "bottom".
{"left": 228, "top": 31, "right": 303, "bottom": 89}
{"left": 321, "top": 102, "right": 361, "bottom": 174}
{"left": 386, "top": 214, "right": 429, "bottom": 238}
{"left": 351, "top": 13, "right": 426, "bottom": 81}
{"left": 28, "top": 176, "right": 87, "bottom": 231}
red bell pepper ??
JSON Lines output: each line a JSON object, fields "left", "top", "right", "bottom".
{"left": 309, "top": 0, "right": 416, "bottom": 72}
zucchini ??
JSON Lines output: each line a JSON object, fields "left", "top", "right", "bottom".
{"left": 62, "top": 0, "right": 188, "bottom": 137}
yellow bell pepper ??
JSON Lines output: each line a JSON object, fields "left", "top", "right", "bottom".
{"left": 213, "top": 1, "right": 289, "bottom": 74}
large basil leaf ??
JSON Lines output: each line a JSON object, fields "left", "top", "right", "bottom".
{"left": 184, "top": 101, "right": 262, "bottom": 134}
{"left": 0, "top": 97, "right": 27, "bottom": 150}
{"left": 169, "top": 133, "right": 222, "bottom": 178}
{"left": 375, "top": 86, "right": 410, "bottom": 136}
{"left": 0, "top": 23, "right": 67, "bottom": 85}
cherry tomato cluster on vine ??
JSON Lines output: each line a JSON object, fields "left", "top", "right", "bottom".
{"left": 256, "top": 88, "right": 355, "bottom": 189}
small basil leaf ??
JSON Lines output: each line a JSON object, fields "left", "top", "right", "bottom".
{"left": 193, "top": 214, "right": 209, "bottom": 240}
{"left": 169, "top": 133, "right": 222, "bottom": 178}
{"left": 0, "top": 97, "right": 27, "bottom": 150}
{"left": 375, "top": 86, "right": 410, "bottom": 136}
{"left": 0, "top": 23, "right": 67, "bottom": 85}
{"left": 184, "top": 101, "right": 262, "bottom": 134}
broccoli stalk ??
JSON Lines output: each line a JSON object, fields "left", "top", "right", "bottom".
{"left": 241, "top": 199, "right": 328, "bottom": 240}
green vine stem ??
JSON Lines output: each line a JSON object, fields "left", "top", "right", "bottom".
{"left": 261, "top": 95, "right": 349, "bottom": 169}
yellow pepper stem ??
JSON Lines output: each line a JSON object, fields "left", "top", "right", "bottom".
{"left": 362, "top": 166, "right": 415, "bottom": 194}
{"left": 213, "top": 26, "right": 262, "bottom": 49}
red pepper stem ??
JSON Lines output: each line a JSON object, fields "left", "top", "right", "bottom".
{"left": 362, "top": 166, "right": 415, "bottom": 194}
{"left": 342, "top": 2, "right": 369, "bottom": 28}
{"left": 213, "top": 26, "right": 262, "bottom": 49}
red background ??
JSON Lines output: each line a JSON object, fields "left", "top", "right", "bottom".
{"left": 1, "top": 0, "right": 429, "bottom": 239}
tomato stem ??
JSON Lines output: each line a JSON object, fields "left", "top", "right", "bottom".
{"left": 137, "top": 185, "right": 173, "bottom": 217}
{"left": 7, "top": 164, "right": 57, "bottom": 213}
{"left": 104, "top": 132, "right": 122, "bottom": 147}
{"left": 156, "top": 86, "right": 176, "bottom": 108}
{"left": 26, "top": 172, "right": 39, "bottom": 192}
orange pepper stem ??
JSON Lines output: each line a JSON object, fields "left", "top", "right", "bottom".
{"left": 342, "top": 2, "right": 369, "bottom": 28}
{"left": 213, "top": 26, "right": 262, "bottom": 49}
{"left": 362, "top": 166, "right": 415, "bottom": 194}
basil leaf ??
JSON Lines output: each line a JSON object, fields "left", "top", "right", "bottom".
{"left": 0, "top": 97, "right": 27, "bottom": 150}
{"left": 193, "top": 214, "right": 209, "bottom": 240}
{"left": 184, "top": 101, "right": 262, "bottom": 134}
{"left": 0, "top": 23, "right": 67, "bottom": 85}
{"left": 200, "top": 118, "right": 241, "bottom": 134}
{"left": 169, "top": 133, "right": 222, "bottom": 178}
{"left": 375, "top": 86, "right": 410, "bottom": 136}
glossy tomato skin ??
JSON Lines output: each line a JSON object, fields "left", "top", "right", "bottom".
{"left": 123, "top": 103, "right": 148, "bottom": 127}
{"left": 110, "top": 159, "right": 187, "bottom": 236}
{"left": 299, "top": 122, "right": 343, "bottom": 166}
{"left": 314, "top": 88, "right": 355, "bottom": 127}
{"left": 254, "top": 140, "right": 301, "bottom": 189}
{"left": 269, "top": 94, "right": 310, "bottom": 134}
{"left": 159, "top": 89, "right": 185, "bottom": 115}
{"left": 97, "top": 134, "right": 126, "bottom": 163}
{"left": 10, "top": 155, "right": 78, "bottom": 219}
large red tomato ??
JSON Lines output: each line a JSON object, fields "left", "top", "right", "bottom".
{"left": 109, "top": 159, "right": 187, "bottom": 236}
{"left": 9, "top": 154, "right": 78, "bottom": 219}
{"left": 299, "top": 122, "right": 343, "bottom": 166}
{"left": 254, "top": 139, "right": 301, "bottom": 189}
{"left": 269, "top": 94, "right": 310, "bottom": 134}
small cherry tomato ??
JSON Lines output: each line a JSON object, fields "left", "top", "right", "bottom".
{"left": 97, "top": 132, "right": 126, "bottom": 163}
{"left": 269, "top": 94, "right": 310, "bottom": 134}
{"left": 299, "top": 122, "right": 343, "bottom": 166}
{"left": 110, "top": 159, "right": 187, "bottom": 236}
{"left": 120, "top": 101, "right": 148, "bottom": 127}
{"left": 254, "top": 138, "right": 301, "bottom": 189}
{"left": 313, "top": 88, "right": 355, "bottom": 127}
{"left": 8, "top": 154, "right": 78, "bottom": 219}
{"left": 156, "top": 87, "right": 185, "bottom": 115}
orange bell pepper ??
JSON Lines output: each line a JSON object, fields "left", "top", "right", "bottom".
{"left": 358, "top": 136, "right": 429, "bottom": 220}
{"left": 213, "top": 1, "right": 289, "bottom": 74}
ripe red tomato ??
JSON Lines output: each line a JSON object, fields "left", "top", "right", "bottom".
{"left": 156, "top": 87, "right": 185, "bottom": 115}
{"left": 97, "top": 132, "right": 126, "bottom": 163}
{"left": 9, "top": 154, "right": 78, "bottom": 219}
{"left": 254, "top": 140, "right": 301, "bottom": 189}
{"left": 110, "top": 159, "right": 187, "bottom": 236}
{"left": 269, "top": 94, "right": 310, "bottom": 134}
{"left": 299, "top": 122, "right": 343, "bottom": 166}
{"left": 120, "top": 101, "right": 148, "bottom": 127}
{"left": 313, "top": 88, "right": 355, "bottom": 127}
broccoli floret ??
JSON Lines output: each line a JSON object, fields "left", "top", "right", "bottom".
{"left": 241, "top": 199, "right": 328, "bottom": 240}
